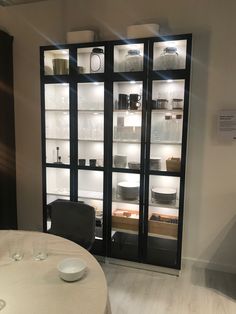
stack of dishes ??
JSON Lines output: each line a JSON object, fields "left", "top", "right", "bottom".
{"left": 150, "top": 157, "right": 162, "bottom": 170}
{"left": 95, "top": 209, "right": 103, "bottom": 219}
{"left": 151, "top": 187, "right": 176, "bottom": 204}
{"left": 128, "top": 161, "right": 140, "bottom": 169}
{"left": 113, "top": 155, "right": 127, "bottom": 168}
{"left": 117, "top": 181, "right": 139, "bottom": 200}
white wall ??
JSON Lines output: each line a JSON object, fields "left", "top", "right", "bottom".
{"left": 1, "top": 0, "right": 236, "bottom": 271}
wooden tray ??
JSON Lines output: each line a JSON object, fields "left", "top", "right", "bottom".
{"left": 148, "top": 220, "right": 178, "bottom": 238}
{"left": 112, "top": 209, "right": 178, "bottom": 238}
{"left": 112, "top": 215, "right": 139, "bottom": 232}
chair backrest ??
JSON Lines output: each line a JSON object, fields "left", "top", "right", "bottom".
{"left": 49, "top": 200, "right": 95, "bottom": 250}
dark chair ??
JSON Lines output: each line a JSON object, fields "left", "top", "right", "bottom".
{"left": 49, "top": 200, "right": 96, "bottom": 251}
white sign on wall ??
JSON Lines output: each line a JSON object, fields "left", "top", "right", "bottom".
{"left": 218, "top": 110, "right": 236, "bottom": 140}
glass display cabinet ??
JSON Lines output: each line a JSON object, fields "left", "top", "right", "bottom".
{"left": 40, "top": 34, "right": 191, "bottom": 269}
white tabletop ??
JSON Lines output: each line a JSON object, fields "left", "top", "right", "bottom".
{"left": 0, "top": 230, "right": 110, "bottom": 314}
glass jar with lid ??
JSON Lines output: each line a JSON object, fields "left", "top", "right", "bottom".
{"left": 90, "top": 48, "right": 104, "bottom": 73}
{"left": 125, "top": 49, "right": 142, "bottom": 72}
{"left": 160, "top": 47, "right": 179, "bottom": 70}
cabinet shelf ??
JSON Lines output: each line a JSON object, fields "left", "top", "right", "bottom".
{"left": 113, "top": 139, "right": 141, "bottom": 144}
{"left": 112, "top": 198, "right": 140, "bottom": 205}
{"left": 148, "top": 170, "right": 181, "bottom": 177}
{"left": 78, "top": 190, "right": 103, "bottom": 201}
{"left": 151, "top": 141, "right": 181, "bottom": 145}
{"left": 113, "top": 109, "right": 142, "bottom": 113}
{"left": 78, "top": 165, "right": 104, "bottom": 171}
{"left": 149, "top": 201, "right": 179, "bottom": 210}
{"left": 78, "top": 138, "right": 103, "bottom": 142}
{"left": 46, "top": 163, "right": 70, "bottom": 169}
{"left": 46, "top": 137, "right": 69, "bottom": 141}
{"left": 78, "top": 110, "right": 104, "bottom": 113}
{"left": 46, "top": 137, "right": 70, "bottom": 141}
{"left": 47, "top": 192, "right": 70, "bottom": 197}
{"left": 152, "top": 109, "right": 183, "bottom": 114}
{"left": 45, "top": 109, "right": 69, "bottom": 112}
{"left": 112, "top": 167, "right": 140, "bottom": 174}
{"left": 43, "top": 75, "right": 69, "bottom": 84}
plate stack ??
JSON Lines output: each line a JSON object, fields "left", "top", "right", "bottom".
{"left": 113, "top": 154, "right": 127, "bottom": 168}
{"left": 128, "top": 161, "right": 140, "bottom": 169}
{"left": 117, "top": 182, "right": 139, "bottom": 200}
{"left": 151, "top": 187, "right": 176, "bottom": 204}
{"left": 150, "top": 157, "right": 162, "bottom": 170}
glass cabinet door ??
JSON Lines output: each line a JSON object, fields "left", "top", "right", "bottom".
{"left": 110, "top": 78, "right": 144, "bottom": 261}
{"left": 44, "top": 83, "right": 70, "bottom": 231}
{"left": 153, "top": 39, "right": 187, "bottom": 71}
{"left": 46, "top": 167, "right": 70, "bottom": 230}
{"left": 76, "top": 60, "right": 105, "bottom": 253}
{"left": 45, "top": 83, "right": 70, "bottom": 165}
{"left": 146, "top": 175, "right": 179, "bottom": 267}
{"left": 77, "top": 46, "right": 105, "bottom": 74}
{"left": 78, "top": 170, "right": 104, "bottom": 241}
{"left": 111, "top": 172, "right": 140, "bottom": 261}
{"left": 150, "top": 79, "right": 185, "bottom": 172}
{"left": 78, "top": 82, "right": 104, "bottom": 168}
{"left": 113, "top": 81, "right": 143, "bottom": 169}
{"left": 44, "top": 49, "right": 69, "bottom": 75}
{"left": 114, "top": 43, "right": 144, "bottom": 72}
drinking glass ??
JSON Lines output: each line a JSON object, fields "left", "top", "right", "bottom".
{"left": 32, "top": 238, "right": 48, "bottom": 261}
{"left": 8, "top": 236, "right": 24, "bottom": 261}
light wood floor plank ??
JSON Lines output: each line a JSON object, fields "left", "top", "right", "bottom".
{"left": 102, "top": 261, "right": 236, "bottom": 314}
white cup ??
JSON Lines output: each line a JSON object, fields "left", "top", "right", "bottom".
{"left": 33, "top": 238, "right": 48, "bottom": 261}
{"left": 8, "top": 236, "right": 24, "bottom": 261}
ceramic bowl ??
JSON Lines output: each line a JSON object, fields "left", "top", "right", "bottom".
{"left": 57, "top": 257, "right": 87, "bottom": 282}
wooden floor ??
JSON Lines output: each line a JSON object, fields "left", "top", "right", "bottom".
{"left": 101, "top": 261, "right": 236, "bottom": 314}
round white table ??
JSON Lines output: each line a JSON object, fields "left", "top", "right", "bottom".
{"left": 0, "top": 230, "right": 110, "bottom": 314}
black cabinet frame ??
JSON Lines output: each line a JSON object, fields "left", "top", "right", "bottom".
{"left": 40, "top": 34, "right": 192, "bottom": 269}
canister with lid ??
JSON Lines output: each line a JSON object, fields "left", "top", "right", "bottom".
{"left": 125, "top": 49, "right": 142, "bottom": 72}
{"left": 160, "top": 47, "right": 179, "bottom": 70}
{"left": 90, "top": 48, "right": 104, "bottom": 73}
{"left": 172, "top": 98, "right": 183, "bottom": 109}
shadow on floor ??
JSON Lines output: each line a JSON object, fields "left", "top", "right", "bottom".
{"left": 191, "top": 264, "right": 236, "bottom": 301}
{"left": 205, "top": 268, "right": 236, "bottom": 301}
{"left": 191, "top": 218, "right": 236, "bottom": 301}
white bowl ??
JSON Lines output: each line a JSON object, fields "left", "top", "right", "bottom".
{"left": 57, "top": 258, "right": 87, "bottom": 282}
